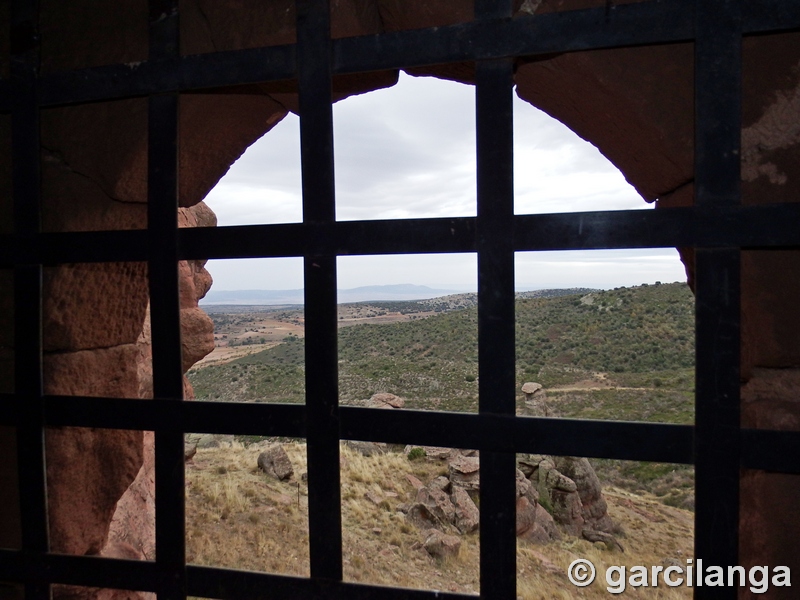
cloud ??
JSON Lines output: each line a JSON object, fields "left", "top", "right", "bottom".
{"left": 201, "top": 72, "right": 684, "bottom": 291}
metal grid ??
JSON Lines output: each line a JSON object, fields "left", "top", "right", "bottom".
{"left": 1, "top": 1, "right": 800, "bottom": 599}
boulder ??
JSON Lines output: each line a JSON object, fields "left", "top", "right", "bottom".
{"left": 404, "top": 445, "right": 454, "bottom": 460}
{"left": 555, "top": 456, "right": 615, "bottom": 533}
{"left": 257, "top": 445, "right": 294, "bottom": 481}
{"left": 534, "top": 502, "right": 561, "bottom": 542}
{"left": 517, "top": 456, "right": 539, "bottom": 478}
{"left": 344, "top": 440, "right": 386, "bottom": 457}
{"left": 364, "top": 491, "right": 383, "bottom": 506}
{"left": 423, "top": 529, "right": 461, "bottom": 560}
{"left": 550, "top": 489, "right": 585, "bottom": 537}
{"left": 545, "top": 467, "right": 578, "bottom": 493}
{"left": 517, "top": 496, "right": 561, "bottom": 544}
{"left": 428, "top": 476, "right": 451, "bottom": 493}
{"left": 516, "top": 468, "right": 539, "bottom": 505}
{"left": 451, "top": 486, "right": 479, "bottom": 534}
{"left": 515, "top": 496, "right": 538, "bottom": 537}
{"left": 521, "top": 382, "right": 543, "bottom": 398}
{"left": 184, "top": 442, "right": 197, "bottom": 462}
{"left": 583, "top": 529, "right": 625, "bottom": 553}
{"left": 368, "top": 392, "right": 405, "bottom": 408}
{"left": 415, "top": 486, "right": 456, "bottom": 525}
{"left": 405, "top": 474, "right": 424, "bottom": 490}
{"left": 448, "top": 455, "right": 480, "bottom": 491}
{"left": 185, "top": 433, "right": 234, "bottom": 449}
{"left": 406, "top": 503, "right": 442, "bottom": 531}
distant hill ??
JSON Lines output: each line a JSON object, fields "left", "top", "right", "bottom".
{"left": 200, "top": 285, "right": 599, "bottom": 306}
{"left": 188, "top": 282, "right": 696, "bottom": 511}
{"left": 201, "top": 284, "right": 465, "bottom": 305}
{"left": 190, "top": 282, "right": 694, "bottom": 412}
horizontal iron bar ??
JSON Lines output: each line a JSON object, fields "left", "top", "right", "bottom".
{"left": 740, "top": 428, "right": 800, "bottom": 474}
{"left": 41, "top": 396, "right": 307, "bottom": 438}
{"left": 0, "top": 230, "right": 150, "bottom": 266}
{"left": 514, "top": 203, "right": 800, "bottom": 251}
{"left": 6, "top": 0, "right": 794, "bottom": 109}
{"left": 0, "top": 550, "right": 158, "bottom": 592}
{"left": 3, "top": 394, "right": 800, "bottom": 473}
{"left": 38, "top": 44, "right": 296, "bottom": 107}
{"left": 187, "top": 564, "right": 476, "bottom": 600}
{"left": 11, "top": 393, "right": 689, "bottom": 463}
{"left": 340, "top": 406, "right": 695, "bottom": 464}
{"left": 334, "top": 0, "right": 692, "bottom": 75}
{"left": 5, "top": 393, "right": 800, "bottom": 474}
{"left": 743, "top": 0, "right": 800, "bottom": 34}
{"left": 177, "top": 217, "right": 478, "bottom": 260}
{"left": 1, "top": 204, "right": 798, "bottom": 267}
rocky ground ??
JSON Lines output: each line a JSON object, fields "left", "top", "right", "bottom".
{"left": 185, "top": 434, "right": 694, "bottom": 599}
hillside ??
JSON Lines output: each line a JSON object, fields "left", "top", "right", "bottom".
{"left": 188, "top": 283, "right": 696, "bottom": 508}
{"left": 186, "top": 441, "right": 694, "bottom": 599}
{"left": 189, "top": 282, "right": 694, "bottom": 413}
{"left": 186, "top": 283, "right": 697, "bottom": 596}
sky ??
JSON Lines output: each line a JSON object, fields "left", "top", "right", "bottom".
{"left": 202, "top": 72, "right": 687, "bottom": 293}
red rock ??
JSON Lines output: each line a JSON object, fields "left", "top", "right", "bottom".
{"left": 423, "top": 529, "right": 462, "bottom": 560}
{"left": 550, "top": 489, "right": 585, "bottom": 537}
{"left": 46, "top": 427, "right": 144, "bottom": 556}
{"left": 108, "top": 432, "right": 155, "bottom": 561}
{"left": 405, "top": 474, "right": 424, "bottom": 490}
{"left": 451, "top": 486, "right": 479, "bottom": 534}
{"left": 448, "top": 455, "right": 480, "bottom": 491}
{"left": 415, "top": 486, "right": 456, "bottom": 525}
{"left": 515, "top": 496, "right": 538, "bottom": 537}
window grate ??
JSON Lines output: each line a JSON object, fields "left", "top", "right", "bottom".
{"left": 1, "top": 1, "right": 800, "bottom": 599}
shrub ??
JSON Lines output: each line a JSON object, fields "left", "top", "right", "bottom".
{"left": 407, "top": 447, "right": 426, "bottom": 461}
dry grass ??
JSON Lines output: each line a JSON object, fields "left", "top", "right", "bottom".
{"left": 339, "top": 445, "right": 479, "bottom": 594}
{"left": 186, "top": 442, "right": 693, "bottom": 597}
{"left": 186, "top": 440, "right": 309, "bottom": 576}
{"left": 516, "top": 488, "right": 693, "bottom": 599}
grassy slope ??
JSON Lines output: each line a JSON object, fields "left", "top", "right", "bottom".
{"left": 187, "top": 283, "right": 696, "bottom": 506}
{"left": 189, "top": 282, "right": 694, "bottom": 414}
{"left": 187, "top": 286, "right": 697, "bottom": 595}
{"left": 187, "top": 442, "right": 694, "bottom": 599}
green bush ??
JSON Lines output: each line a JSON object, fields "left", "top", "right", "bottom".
{"left": 407, "top": 447, "right": 426, "bottom": 461}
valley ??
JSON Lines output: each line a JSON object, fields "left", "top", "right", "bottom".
{"left": 186, "top": 283, "right": 696, "bottom": 597}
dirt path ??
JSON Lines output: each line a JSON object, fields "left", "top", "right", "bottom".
{"left": 193, "top": 342, "right": 280, "bottom": 367}
{"left": 548, "top": 385, "right": 653, "bottom": 392}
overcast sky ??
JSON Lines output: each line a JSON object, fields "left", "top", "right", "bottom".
{"left": 202, "top": 72, "right": 687, "bottom": 293}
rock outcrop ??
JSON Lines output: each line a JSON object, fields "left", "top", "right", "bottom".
{"left": 448, "top": 455, "right": 480, "bottom": 491}
{"left": 520, "top": 382, "right": 549, "bottom": 416}
{"left": 404, "top": 449, "right": 618, "bottom": 549}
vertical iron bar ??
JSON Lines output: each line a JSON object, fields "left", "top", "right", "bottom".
{"left": 475, "top": 1, "right": 516, "bottom": 596}
{"left": 694, "top": 1, "right": 742, "bottom": 598}
{"left": 297, "top": 0, "right": 342, "bottom": 582}
{"left": 11, "top": 1, "right": 49, "bottom": 599}
{"left": 148, "top": 2, "right": 185, "bottom": 600}
{"left": 695, "top": 0, "right": 742, "bottom": 208}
